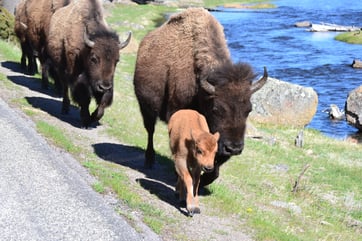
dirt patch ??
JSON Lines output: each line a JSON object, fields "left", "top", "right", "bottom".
{"left": 0, "top": 58, "right": 254, "bottom": 240}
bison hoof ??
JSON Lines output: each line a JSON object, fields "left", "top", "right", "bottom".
{"left": 188, "top": 206, "right": 200, "bottom": 217}
{"left": 41, "top": 81, "right": 49, "bottom": 90}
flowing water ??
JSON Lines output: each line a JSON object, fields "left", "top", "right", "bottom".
{"left": 212, "top": 0, "right": 362, "bottom": 139}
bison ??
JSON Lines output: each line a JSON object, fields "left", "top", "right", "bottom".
{"left": 14, "top": 0, "right": 37, "bottom": 75}
{"left": 168, "top": 110, "right": 219, "bottom": 216}
{"left": 133, "top": 8, "right": 267, "bottom": 186}
{"left": 22, "top": 0, "right": 71, "bottom": 89}
{"left": 46, "top": 0, "right": 131, "bottom": 127}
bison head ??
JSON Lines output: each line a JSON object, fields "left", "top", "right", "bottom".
{"left": 199, "top": 63, "right": 267, "bottom": 158}
{"left": 83, "top": 30, "right": 131, "bottom": 94}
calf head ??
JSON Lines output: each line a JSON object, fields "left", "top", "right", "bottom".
{"left": 83, "top": 30, "right": 131, "bottom": 94}
{"left": 199, "top": 63, "right": 267, "bottom": 158}
{"left": 191, "top": 131, "right": 220, "bottom": 172}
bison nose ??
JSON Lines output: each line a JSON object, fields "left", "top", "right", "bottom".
{"left": 98, "top": 82, "right": 112, "bottom": 91}
{"left": 202, "top": 165, "right": 214, "bottom": 173}
{"left": 222, "top": 141, "right": 244, "bottom": 156}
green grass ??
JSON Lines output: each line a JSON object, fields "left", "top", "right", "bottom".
{"left": 1, "top": 1, "right": 362, "bottom": 240}
{"left": 36, "top": 120, "right": 81, "bottom": 153}
{"left": 335, "top": 31, "right": 362, "bottom": 44}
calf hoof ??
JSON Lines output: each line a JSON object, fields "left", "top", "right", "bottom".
{"left": 187, "top": 206, "right": 200, "bottom": 217}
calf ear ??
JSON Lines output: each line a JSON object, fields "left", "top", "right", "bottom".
{"left": 190, "top": 129, "right": 195, "bottom": 142}
{"left": 213, "top": 132, "right": 220, "bottom": 141}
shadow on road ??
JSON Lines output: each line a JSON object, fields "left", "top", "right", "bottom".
{"left": 24, "top": 96, "right": 87, "bottom": 128}
{"left": 92, "top": 142, "right": 189, "bottom": 216}
{"left": 1, "top": 61, "right": 98, "bottom": 128}
{"left": 2, "top": 61, "right": 60, "bottom": 97}
{"left": 1, "top": 60, "right": 25, "bottom": 73}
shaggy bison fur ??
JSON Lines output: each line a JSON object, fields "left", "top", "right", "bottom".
{"left": 22, "top": 0, "right": 70, "bottom": 88}
{"left": 14, "top": 0, "right": 37, "bottom": 75}
{"left": 47, "top": 0, "right": 131, "bottom": 127}
{"left": 134, "top": 8, "right": 267, "bottom": 186}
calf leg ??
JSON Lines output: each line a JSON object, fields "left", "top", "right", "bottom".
{"left": 193, "top": 169, "right": 201, "bottom": 213}
{"left": 176, "top": 176, "right": 184, "bottom": 201}
{"left": 181, "top": 171, "right": 199, "bottom": 216}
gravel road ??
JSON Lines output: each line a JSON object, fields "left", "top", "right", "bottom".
{"left": 0, "top": 97, "right": 153, "bottom": 241}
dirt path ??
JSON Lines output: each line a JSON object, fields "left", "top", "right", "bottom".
{"left": 0, "top": 59, "right": 253, "bottom": 241}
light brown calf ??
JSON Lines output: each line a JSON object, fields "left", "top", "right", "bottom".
{"left": 168, "top": 110, "right": 219, "bottom": 216}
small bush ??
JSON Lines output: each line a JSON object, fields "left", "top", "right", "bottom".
{"left": 0, "top": 7, "right": 16, "bottom": 42}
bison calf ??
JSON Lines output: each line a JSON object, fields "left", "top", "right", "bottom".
{"left": 168, "top": 110, "right": 219, "bottom": 216}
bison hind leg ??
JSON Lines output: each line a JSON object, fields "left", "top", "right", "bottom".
{"left": 142, "top": 111, "right": 157, "bottom": 168}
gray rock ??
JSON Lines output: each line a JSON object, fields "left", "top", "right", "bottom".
{"left": 295, "top": 21, "right": 311, "bottom": 28}
{"left": 250, "top": 77, "right": 318, "bottom": 127}
{"left": 345, "top": 85, "right": 362, "bottom": 131}
{"left": 351, "top": 59, "right": 362, "bottom": 68}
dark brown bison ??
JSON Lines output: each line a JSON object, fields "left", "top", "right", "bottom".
{"left": 22, "top": 0, "right": 71, "bottom": 89}
{"left": 47, "top": 0, "right": 131, "bottom": 127}
{"left": 14, "top": 0, "right": 37, "bottom": 75}
{"left": 169, "top": 109, "right": 219, "bottom": 216}
{"left": 133, "top": 8, "right": 267, "bottom": 186}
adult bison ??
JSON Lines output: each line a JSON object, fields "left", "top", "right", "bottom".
{"left": 133, "top": 8, "right": 267, "bottom": 186}
{"left": 14, "top": 0, "right": 37, "bottom": 75}
{"left": 22, "top": 0, "right": 71, "bottom": 88}
{"left": 47, "top": 0, "right": 131, "bottom": 128}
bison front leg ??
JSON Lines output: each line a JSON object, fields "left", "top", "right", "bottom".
{"left": 90, "top": 89, "right": 113, "bottom": 124}
{"left": 199, "top": 162, "right": 220, "bottom": 187}
{"left": 200, "top": 155, "right": 229, "bottom": 187}
{"left": 71, "top": 79, "right": 91, "bottom": 128}
{"left": 61, "top": 80, "right": 70, "bottom": 115}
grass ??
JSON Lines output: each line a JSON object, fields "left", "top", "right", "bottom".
{"left": 0, "top": 1, "right": 362, "bottom": 240}
{"left": 335, "top": 31, "right": 362, "bottom": 44}
{"left": 36, "top": 120, "right": 81, "bottom": 153}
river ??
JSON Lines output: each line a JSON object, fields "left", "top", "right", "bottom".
{"left": 212, "top": 0, "right": 362, "bottom": 139}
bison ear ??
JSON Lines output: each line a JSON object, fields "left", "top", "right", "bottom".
{"left": 251, "top": 66, "right": 268, "bottom": 94}
{"left": 119, "top": 31, "right": 132, "bottom": 49}
{"left": 200, "top": 77, "right": 215, "bottom": 95}
{"left": 213, "top": 132, "right": 220, "bottom": 142}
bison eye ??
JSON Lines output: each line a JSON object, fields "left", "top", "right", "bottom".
{"left": 90, "top": 56, "right": 98, "bottom": 64}
{"left": 196, "top": 148, "right": 203, "bottom": 155}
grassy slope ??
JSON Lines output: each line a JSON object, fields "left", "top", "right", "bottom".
{"left": 335, "top": 31, "right": 362, "bottom": 44}
{"left": 104, "top": 3, "right": 362, "bottom": 240}
{"left": 1, "top": 1, "right": 362, "bottom": 240}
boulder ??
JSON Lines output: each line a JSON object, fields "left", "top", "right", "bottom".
{"left": 249, "top": 77, "right": 318, "bottom": 127}
{"left": 345, "top": 85, "right": 362, "bottom": 131}
{"left": 351, "top": 59, "right": 362, "bottom": 69}
{"left": 295, "top": 21, "right": 311, "bottom": 28}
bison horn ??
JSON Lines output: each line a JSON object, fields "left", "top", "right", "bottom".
{"left": 119, "top": 31, "right": 132, "bottom": 49}
{"left": 20, "top": 22, "right": 28, "bottom": 30}
{"left": 200, "top": 77, "right": 215, "bottom": 95}
{"left": 83, "top": 28, "right": 95, "bottom": 48}
{"left": 251, "top": 66, "right": 268, "bottom": 94}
